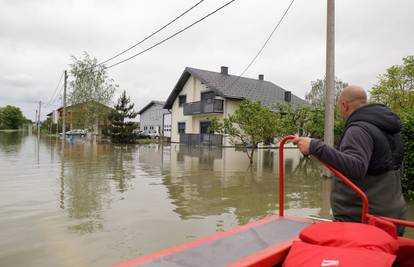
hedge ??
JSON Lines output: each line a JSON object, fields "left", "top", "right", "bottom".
{"left": 401, "top": 111, "right": 414, "bottom": 200}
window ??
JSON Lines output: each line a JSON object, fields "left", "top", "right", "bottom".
{"left": 178, "top": 122, "right": 185, "bottom": 134}
{"left": 144, "top": 126, "right": 147, "bottom": 130}
{"left": 179, "top": 95, "right": 187, "bottom": 107}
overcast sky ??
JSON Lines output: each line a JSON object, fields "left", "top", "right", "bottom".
{"left": 1, "top": 0, "right": 413, "bottom": 121}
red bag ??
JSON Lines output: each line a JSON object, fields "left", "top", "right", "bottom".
{"left": 283, "top": 241, "right": 396, "bottom": 267}
{"left": 367, "top": 216, "right": 398, "bottom": 239}
{"left": 396, "top": 237, "right": 414, "bottom": 267}
{"left": 299, "top": 222, "right": 398, "bottom": 254}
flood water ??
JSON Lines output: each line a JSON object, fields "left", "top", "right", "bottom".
{"left": 0, "top": 132, "right": 413, "bottom": 266}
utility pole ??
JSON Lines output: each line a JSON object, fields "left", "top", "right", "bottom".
{"left": 62, "top": 70, "right": 67, "bottom": 143}
{"left": 324, "top": 0, "right": 335, "bottom": 147}
{"left": 56, "top": 111, "right": 59, "bottom": 135}
{"left": 35, "top": 109, "right": 38, "bottom": 134}
{"left": 37, "top": 101, "right": 42, "bottom": 137}
{"left": 319, "top": 0, "right": 335, "bottom": 217}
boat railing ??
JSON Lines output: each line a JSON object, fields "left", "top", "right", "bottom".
{"left": 278, "top": 135, "right": 414, "bottom": 228}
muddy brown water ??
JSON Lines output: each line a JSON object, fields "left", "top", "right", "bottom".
{"left": 0, "top": 132, "right": 412, "bottom": 266}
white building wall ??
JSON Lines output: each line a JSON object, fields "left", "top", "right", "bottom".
{"left": 170, "top": 75, "right": 242, "bottom": 145}
{"left": 163, "top": 113, "right": 172, "bottom": 138}
{"left": 140, "top": 104, "right": 170, "bottom": 135}
{"left": 222, "top": 99, "right": 241, "bottom": 146}
{"left": 171, "top": 76, "right": 216, "bottom": 142}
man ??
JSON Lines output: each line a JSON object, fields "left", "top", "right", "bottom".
{"left": 293, "top": 85, "right": 406, "bottom": 235}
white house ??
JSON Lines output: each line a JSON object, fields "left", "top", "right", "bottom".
{"left": 163, "top": 66, "right": 307, "bottom": 146}
{"left": 138, "top": 101, "right": 171, "bottom": 138}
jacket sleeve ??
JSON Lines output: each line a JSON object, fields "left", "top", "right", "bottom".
{"left": 309, "top": 126, "right": 374, "bottom": 181}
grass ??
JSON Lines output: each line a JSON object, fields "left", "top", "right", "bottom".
{"left": 0, "top": 129, "right": 26, "bottom": 132}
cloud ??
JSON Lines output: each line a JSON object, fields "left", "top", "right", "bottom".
{"left": 0, "top": 0, "right": 413, "bottom": 120}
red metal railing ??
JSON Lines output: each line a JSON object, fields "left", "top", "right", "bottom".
{"left": 278, "top": 135, "right": 414, "bottom": 228}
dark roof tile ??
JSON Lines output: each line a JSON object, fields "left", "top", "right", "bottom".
{"left": 164, "top": 67, "right": 307, "bottom": 109}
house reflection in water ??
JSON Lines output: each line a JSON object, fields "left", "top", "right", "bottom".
{"left": 137, "top": 144, "right": 326, "bottom": 226}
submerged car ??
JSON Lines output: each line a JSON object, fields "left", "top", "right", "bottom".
{"left": 65, "top": 129, "right": 87, "bottom": 137}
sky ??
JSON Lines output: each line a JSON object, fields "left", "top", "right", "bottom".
{"left": 1, "top": 0, "right": 413, "bottom": 121}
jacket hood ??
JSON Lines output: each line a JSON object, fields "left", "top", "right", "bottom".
{"left": 346, "top": 104, "right": 401, "bottom": 134}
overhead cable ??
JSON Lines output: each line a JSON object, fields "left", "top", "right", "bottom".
{"left": 106, "top": 0, "right": 237, "bottom": 69}
{"left": 99, "top": 0, "right": 205, "bottom": 65}
{"left": 45, "top": 71, "right": 64, "bottom": 107}
{"left": 228, "top": 0, "right": 295, "bottom": 89}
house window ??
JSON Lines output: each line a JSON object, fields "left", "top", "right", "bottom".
{"left": 179, "top": 95, "right": 187, "bottom": 107}
{"left": 144, "top": 126, "right": 147, "bottom": 130}
{"left": 178, "top": 122, "right": 185, "bottom": 134}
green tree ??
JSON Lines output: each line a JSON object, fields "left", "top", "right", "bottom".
{"left": 370, "top": 56, "right": 414, "bottom": 113}
{"left": 210, "top": 100, "right": 281, "bottom": 164}
{"left": 0, "top": 105, "right": 25, "bottom": 129}
{"left": 109, "top": 90, "right": 138, "bottom": 143}
{"left": 303, "top": 77, "right": 348, "bottom": 143}
{"left": 274, "top": 103, "right": 311, "bottom": 136}
{"left": 370, "top": 56, "right": 414, "bottom": 200}
{"left": 68, "top": 52, "right": 117, "bottom": 133}
{"left": 305, "top": 77, "right": 348, "bottom": 107}
{"left": 400, "top": 112, "right": 414, "bottom": 200}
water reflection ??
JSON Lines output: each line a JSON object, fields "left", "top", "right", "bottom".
{"left": 1, "top": 133, "right": 412, "bottom": 267}
{"left": 57, "top": 142, "right": 138, "bottom": 233}
{"left": 0, "top": 131, "right": 26, "bottom": 154}
{"left": 137, "top": 144, "right": 325, "bottom": 225}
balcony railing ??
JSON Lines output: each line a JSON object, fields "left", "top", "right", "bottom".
{"left": 179, "top": 133, "right": 223, "bottom": 146}
{"left": 183, "top": 99, "right": 224, "bottom": 115}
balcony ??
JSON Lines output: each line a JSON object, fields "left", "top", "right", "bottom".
{"left": 179, "top": 133, "right": 223, "bottom": 146}
{"left": 183, "top": 99, "right": 224, "bottom": 116}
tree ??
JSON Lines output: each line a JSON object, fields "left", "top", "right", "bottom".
{"left": 68, "top": 52, "right": 117, "bottom": 132}
{"left": 303, "top": 77, "right": 348, "bottom": 143}
{"left": 274, "top": 103, "right": 311, "bottom": 137}
{"left": 400, "top": 112, "right": 414, "bottom": 200}
{"left": 305, "top": 77, "right": 348, "bottom": 107}
{"left": 369, "top": 56, "right": 414, "bottom": 200}
{"left": 370, "top": 56, "right": 414, "bottom": 113}
{"left": 210, "top": 100, "right": 281, "bottom": 164}
{"left": 0, "top": 105, "right": 25, "bottom": 129}
{"left": 109, "top": 90, "right": 138, "bottom": 143}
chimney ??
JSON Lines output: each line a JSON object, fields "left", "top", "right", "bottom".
{"left": 284, "top": 91, "right": 292, "bottom": 102}
{"left": 258, "top": 74, "right": 264, "bottom": 80}
{"left": 220, "top": 66, "right": 228, "bottom": 75}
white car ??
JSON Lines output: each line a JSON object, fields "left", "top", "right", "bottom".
{"left": 65, "top": 129, "right": 87, "bottom": 137}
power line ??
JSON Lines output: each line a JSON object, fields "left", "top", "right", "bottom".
{"left": 45, "top": 85, "right": 63, "bottom": 108}
{"left": 106, "top": 0, "right": 237, "bottom": 69}
{"left": 45, "top": 71, "right": 64, "bottom": 107}
{"left": 99, "top": 0, "right": 205, "bottom": 65}
{"left": 228, "top": 0, "right": 295, "bottom": 89}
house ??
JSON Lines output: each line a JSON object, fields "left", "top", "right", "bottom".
{"left": 138, "top": 101, "right": 171, "bottom": 138}
{"left": 46, "top": 101, "right": 113, "bottom": 134}
{"left": 164, "top": 66, "right": 307, "bottom": 146}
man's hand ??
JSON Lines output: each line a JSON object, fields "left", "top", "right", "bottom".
{"left": 292, "top": 137, "right": 311, "bottom": 156}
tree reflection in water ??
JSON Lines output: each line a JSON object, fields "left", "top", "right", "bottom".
{"left": 57, "top": 141, "right": 136, "bottom": 233}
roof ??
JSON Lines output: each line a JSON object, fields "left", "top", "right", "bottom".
{"left": 56, "top": 101, "right": 113, "bottom": 112}
{"left": 138, "top": 100, "right": 166, "bottom": 114}
{"left": 164, "top": 67, "right": 307, "bottom": 109}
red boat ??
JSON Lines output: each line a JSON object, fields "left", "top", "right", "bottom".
{"left": 114, "top": 135, "right": 414, "bottom": 267}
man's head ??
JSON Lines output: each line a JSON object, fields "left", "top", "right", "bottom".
{"left": 338, "top": 85, "right": 367, "bottom": 121}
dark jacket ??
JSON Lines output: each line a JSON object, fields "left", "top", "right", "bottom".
{"left": 310, "top": 104, "right": 406, "bottom": 225}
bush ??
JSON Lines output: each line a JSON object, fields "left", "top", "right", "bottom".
{"left": 401, "top": 111, "right": 414, "bottom": 200}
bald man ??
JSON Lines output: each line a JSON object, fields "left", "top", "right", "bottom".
{"left": 293, "top": 85, "right": 406, "bottom": 235}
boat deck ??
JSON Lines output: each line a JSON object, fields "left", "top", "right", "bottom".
{"left": 115, "top": 216, "right": 311, "bottom": 267}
